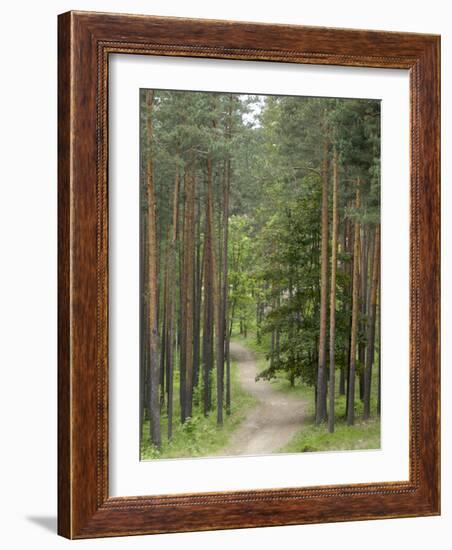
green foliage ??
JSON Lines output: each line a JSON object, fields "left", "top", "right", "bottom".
{"left": 282, "top": 417, "right": 380, "bottom": 453}
{"left": 227, "top": 93, "right": 381, "bottom": 391}
{"left": 140, "top": 88, "right": 381, "bottom": 456}
{"left": 228, "top": 215, "right": 259, "bottom": 332}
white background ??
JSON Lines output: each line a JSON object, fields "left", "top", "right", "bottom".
{"left": 0, "top": 1, "right": 449, "bottom": 549}
{"left": 110, "top": 56, "right": 409, "bottom": 496}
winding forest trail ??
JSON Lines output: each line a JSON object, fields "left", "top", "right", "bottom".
{"left": 218, "top": 341, "right": 308, "bottom": 456}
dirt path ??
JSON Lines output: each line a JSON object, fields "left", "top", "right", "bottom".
{"left": 218, "top": 341, "right": 308, "bottom": 456}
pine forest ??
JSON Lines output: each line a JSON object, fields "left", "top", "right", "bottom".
{"left": 139, "top": 89, "right": 381, "bottom": 459}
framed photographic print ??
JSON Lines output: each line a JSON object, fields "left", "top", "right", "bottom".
{"left": 58, "top": 11, "right": 440, "bottom": 538}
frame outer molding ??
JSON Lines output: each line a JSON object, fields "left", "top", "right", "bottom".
{"left": 58, "top": 10, "right": 440, "bottom": 539}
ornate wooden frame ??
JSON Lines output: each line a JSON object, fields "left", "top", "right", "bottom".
{"left": 58, "top": 10, "right": 440, "bottom": 539}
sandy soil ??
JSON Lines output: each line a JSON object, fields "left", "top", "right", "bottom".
{"left": 217, "top": 340, "right": 308, "bottom": 456}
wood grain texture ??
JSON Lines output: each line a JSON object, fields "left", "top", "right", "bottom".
{"left": 58, "top": 10, "right": 440, "bottom": 539}
{"left": 57, "top": 10, "right": 72, "bottom": 538}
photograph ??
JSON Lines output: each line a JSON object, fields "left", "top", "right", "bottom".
{"left": 139, "top": 89, "right": 381, "bottom": 460}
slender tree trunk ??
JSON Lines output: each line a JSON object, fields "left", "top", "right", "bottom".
{"left": 229, "top": 299, "right": 236, "bottom": 338}
{"left": 145, "top": 90, "right": 161, "bottom": 448}
{"left": 193, "top": 196, "right": 203, "bottom": 390}
{"left": 377, "top": 278, "right": 381, "bottom": 416}
{"left": 202, "top": 157, "right": 215, "bottom": 416}
{"left": 377, "top": 336, "right": 381, "bottom": 416}
{"left": 270, "top": 328, "right": 276, "bottom": 368}
{"left": 328, "top": 147, "right": 338, "bottom": 433}
{"left": 344, "top": 213, "right": 354, "bottom": 408}
{"left": 179, "top": 188, "right": 186, "bottom": 423}
{"left": 215, "top": 193, "right": 224, "bottom": 426}
{"left": 215, "top": 251, "right": 223, "bottom": 424}
{"left": 339, "top": 217, "right": 348, "bottom": 396}
{"left": 363, "top": 225, "right": 380, "bottom": 419}
{"left": 256, "top": 302, "right": 262, "bottom": 344}
{"left": 139, "top": 173, "right": 147, "bottom": 449}
{"left": 274, "top": 290, "right": 281, "bottom": 366}
{"left": 223, "top": 108, "right": 232, "bottom": 414}
{"left": 275, "top": 328, "right": 280, "bottom": 363}
{"left": 358, "top": 227, "right": 369, "bottom": 401}
{"left": 347, "top": 178, "right": 361, "bottom": 426}
{"left": 183, "top": 163, "right": 196, "bottom": 419}
{"left": 166, "top": 166, "right": 180, "bottom": 440}
{"left": 316, "top": 134, "right": 329, "bottom": 425}
{"left": 160, "top": 236, "right": 170, "bottom": 409}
